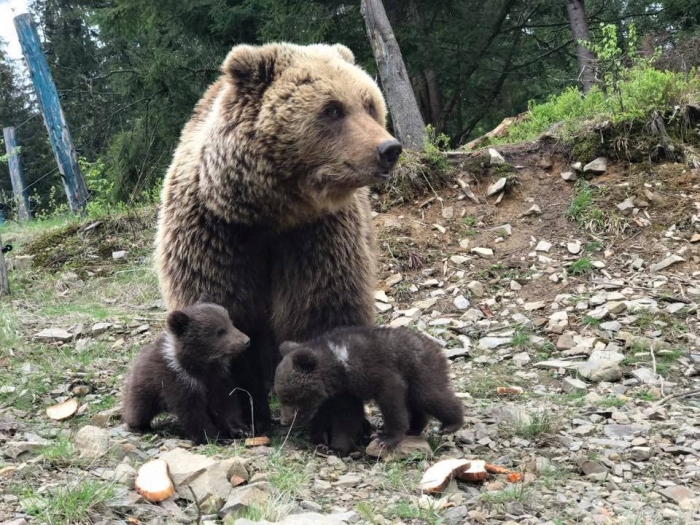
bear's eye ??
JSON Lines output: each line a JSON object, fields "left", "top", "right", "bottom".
{"left": 367, "top": 103, "right": 376, "bottom": 118}
{"left": 324, "top": 103, "right": 343, "bottom": 120}
{"left": 217, "top": 328, "right": 226, "bottom": 337}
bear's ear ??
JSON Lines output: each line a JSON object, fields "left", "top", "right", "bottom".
{"left": 332, "top": 44, "right": 355, "bottom": 64}
{"left": 280, "top": 341, "right": 302, "bottom": 357}
{"left": 292, "top": 349, "right": 317, "bottom": 373}
{"left": 166, "top": 310, "right": 190, "bottom": 337}
{"left": 222, "top": 44, "right": 281, "bottom": 91}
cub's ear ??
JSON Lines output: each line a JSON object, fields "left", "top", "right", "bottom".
{"left": 279, "top": 341, "right": 302, "bottom": 357}
{"left": 332, "top": 44, "right": 355, "bottom": 64}
{"left": 222, "top": 44, "right": 281, "bottom": 90}
{"left": 292, "top": 349, "right": 317, "bottom": 373}
{"left": 166, "top": 310, "right": 190, "bottom": 337}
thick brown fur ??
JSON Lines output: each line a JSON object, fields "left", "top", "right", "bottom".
{"left": 122, "top": 303, "right": 251, "bottom": 444}
{"left": 154, "top": 42, "right": 400, "bottom": 432}
{"left": 274, "top": 326, "right": 465, "bottom": 450}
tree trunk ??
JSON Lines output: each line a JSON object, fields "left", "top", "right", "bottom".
{"left": 567, "top": 0, "right": 597, "bottom": 94}
{"left": 361, "top": 0, "right": 427, "bottom": 150}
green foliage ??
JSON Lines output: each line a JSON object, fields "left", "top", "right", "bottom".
{"left": 501, "top": 23, "right": 700, "bottom": 144}
{"left": 21, "top": 479, "right": 115, "bottom": 525}
{"left": 569, "top": 258, "right": 594, "bottom": 275}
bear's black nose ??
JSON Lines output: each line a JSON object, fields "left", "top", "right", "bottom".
{"left": 377, "top": 139, "right": 402, "bottom": 169}
{"left": 242, "top": 337, "right": 251, "bottom": 348}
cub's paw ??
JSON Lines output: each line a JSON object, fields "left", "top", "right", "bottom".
{"left": 438, "top": 422, "right": 463, "bottom": 435}
{"left": 374, "top": 433, "right": 402, "bottom": 450}
{"left": 313, "top": 444, "right": 339, "bottom": 456}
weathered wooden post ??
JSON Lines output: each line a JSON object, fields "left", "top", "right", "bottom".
{"left": 3, "top": 127, "right": 31, "bottom": 221}
{"left": 13, "top": 13, "right": 89, "bottom": 214}
{"left": 0, "top": 235, "right": 9, "bottom": 296}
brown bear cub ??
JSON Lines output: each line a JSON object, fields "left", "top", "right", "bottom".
{"left": 274, "top": 326, "right": 464, "bottom": 450}
{"left": 122, "top": 303, "right": 251, "bottom": 444}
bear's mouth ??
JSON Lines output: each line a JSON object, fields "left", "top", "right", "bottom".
{"left": 344, "top": 162, "right": 391, "bottom": 184}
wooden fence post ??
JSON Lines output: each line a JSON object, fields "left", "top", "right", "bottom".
{"left": 13, "top": 13, "right": 89, "bottom": 214}
{"left": 2, "top": 127, "right": 31, "bottom": 221}
{"left": 0, "top": 234, "right": 9, "bottom": 296}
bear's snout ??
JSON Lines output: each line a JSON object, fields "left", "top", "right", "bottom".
{"left": 376, "top": 139, "right": 402, "bottom": 170}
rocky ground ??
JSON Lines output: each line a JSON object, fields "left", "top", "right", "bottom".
{"left": 2, "top": 142, "right": 700, "bottom": 525}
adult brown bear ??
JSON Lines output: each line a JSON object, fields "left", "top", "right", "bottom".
{"left": 153, "top": 42, "right": 402, "bottom": 433}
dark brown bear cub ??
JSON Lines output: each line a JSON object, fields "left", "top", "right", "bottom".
{"left": 122, "top": 303, "right": 251, "bottom": 444}
{"left": 274, "top": 326, "right": 464, "bottom": 450}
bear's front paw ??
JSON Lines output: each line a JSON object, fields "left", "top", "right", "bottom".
{"left": 313, "top": 444, "right": 339, "bottom": 456}
{"left": 438, "top": 422, "right": 462, "bottom": 435}
{"left": 227, "top": 422, "right": 252, "bottom": 439}
{"left": 375, "top": 433, "right": 403, "bottom": 450}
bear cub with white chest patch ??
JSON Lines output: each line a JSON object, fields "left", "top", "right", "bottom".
{"left": 274, "top": 326, "right": 464, "bottom": 449}
{"left": 122, "top": 303, "right": 251, "bottom": 444}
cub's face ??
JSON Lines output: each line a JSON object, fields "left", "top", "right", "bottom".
{"left": 223, "top": 42, "right": 402, "bottom": 211}
{"left": 274, "top": 341, "right": 328, "bottom": 422}
{"left": 167, "top": 303, "right": 250, "bottom": 363}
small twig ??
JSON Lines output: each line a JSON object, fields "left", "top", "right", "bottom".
{"left": 230, "top": 387, "right": 255, "bottom": 438}
{"left": 279, "top": 409, "right": 297, "bottom": 451}
{"left": 188, "top": 486, "right": 202, "bottom": 525}
{"left": 654, "top": 388, "right": 700, "bottom": 407}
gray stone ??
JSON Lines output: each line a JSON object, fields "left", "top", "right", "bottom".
{"left": 562, "top": 377, "right": 588, "bottom": 394}
{"left": 478, "top": 337, "right": 511, "bottom": 350}
{"left": 2, "top": 438, "right": 51, "bottom": 459}
{"left": 631, "top": 367, "right": 657, "bottom": 384}
{"left": 522, "top": 204, "right": 542, "bottom": 217}
{"left": 450, "top": 255, "right": 468, "bottom": 265}
{"left": 617, "top": 199, "right": 634, "bottom": 212}
{"left": 630, "top": 447, "right": 652, "bottom": 461}
{"left": 467, "top": 281, "right": 485, "bottom": 297}
{"left": 489, "top": 148, "right": 506, "bottom": 165}
{"left": 114, "top": 463, "right": 136, "bottom": 488}
{"left": 384, "top": 273, "right": 403, "bottom": 287}
{"left": 442, "top": 206, "right": 454, "bottom": 220}
{"left": 443, "top": 505, "right": 468, "bottom": 523}
{"left": 471, "top": 247, "right": 494, "bottom": 257}
{"left": 112, "top": 250, "right": 127, "bottom": 260}
{"left": 567, "top": 241, "right": 581, "bottom": 254}
{"left": 557, "top": 332, "right": 576, "bottom": 350}
{"left": 74, "top": 425, "right": 110, "bottom": 459}
{"left": 649, "top": 255, "right": 685, "bottom": 273}
{"left": 583, "top": 157, "right": 607, "bottom": 174}
{"left": 577, "top": 361, "right": 622, "bottom": 383}
{"left": 219, "top": 483, "right": 269, "bottom": 517}
{"left": 512, "top": 352, "right": 530, "bottom": 367}
{"left": 600, "top": 321, "right": 621, "bottom": 332}
{"left": 453, "top": 295, "right": 470, "bottom": 310}
{"left": 35, "top": 328, "right": 72, "bottom": 343}
{"left": 91, "top": 322, "right": 112, "bottom": 336}
{"left": 524, "top": 301, "right": 546, "bottom": 311}
{"left": 658, "top": 485, "right": 693, "bottom": 505}
{"left": 187, "top": 457, "right": 250, "bottom": 503}
{"left": 158, "top": 447, "right": 217, "bottom": 486}
{"left": 606, "top": 301, "right": 627, "bottom": 314}
{"left": 510, "top": 280, "right": 522, "bottom": 291}
{"left": 487, "top": 177, "right": 507, "bottom": 196}
{"left": 603, "top": 424, "right": 650, "bottom": 439}
{"left": 443, "top": 348, "right": 470, "bottom": 359}
{"left": 535, "top": 240, "right": 552, "bottom": 252}
{"left": 332, "top": 473, "right": 362, "bottom": 487}
{"left": 561, "top": 171, "right": 577, "bottom": 182}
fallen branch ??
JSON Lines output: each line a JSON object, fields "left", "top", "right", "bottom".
{"left": 456, "top": 178, "right": 480, "bottom": 204}
{"left": 653, "top": 388, "right": 700, "bottom": 407}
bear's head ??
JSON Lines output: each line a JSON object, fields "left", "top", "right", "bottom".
{"left": 217, "top": 42, "right": 402, "bottom": 220}
{"left": 166, "top": 303, "right": 250, "bottom": 365}
{"left": 273, "top": 340, "right": 331, "bottom": 422}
